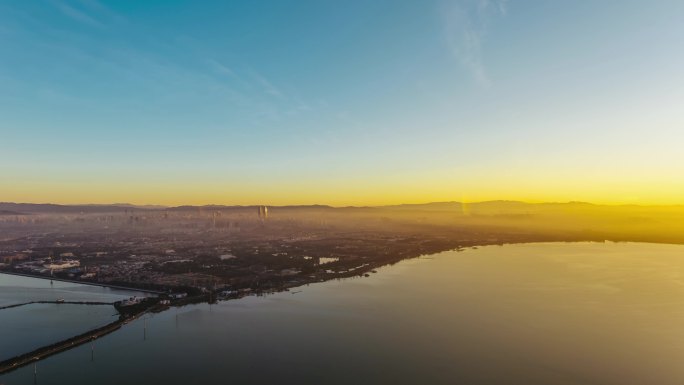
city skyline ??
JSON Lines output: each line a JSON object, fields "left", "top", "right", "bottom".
{"left": 2, "top": 0, "right": 683, "bottom": 206}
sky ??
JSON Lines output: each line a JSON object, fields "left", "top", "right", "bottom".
{"left": 1, "top": 0, "right": 683, "bottom": 206}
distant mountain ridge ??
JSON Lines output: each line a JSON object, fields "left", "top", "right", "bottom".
{"left": 0, "top": 200, "right": 680, "bottom": 214}
{"left": 0, "top": 202, "right": 159, "bottom": 214}
{"left": 0, "top": 209, "right": 27, "bottom": 216}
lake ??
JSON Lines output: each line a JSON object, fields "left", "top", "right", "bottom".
{"left": 1, "top": 242, "right": 684, "bottom": 385}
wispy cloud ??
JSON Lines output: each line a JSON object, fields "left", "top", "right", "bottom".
{"left": 207, "top": 59, "right": 236, "bottom": 77}
{"left": 478, "top": 0, "right": 508, "bottom": 16}
{"left": 442, "top": 0, "right": 507, "bottom": 87}
{"left": 5, "top": 0, "right": 314, "bottom": 126}
{"left": 249, "top": 69, "right": 283, "bottom": 98}
{"left": 51, "top": 0, "right": 104, "bottom": 28}
{"left": 77, "top": 0, "right": 126, "bottom": 24}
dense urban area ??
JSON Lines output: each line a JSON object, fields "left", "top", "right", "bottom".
{"left": 3, "top": 201, "right": 684, "bottom": 299}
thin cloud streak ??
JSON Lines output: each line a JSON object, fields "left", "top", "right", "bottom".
{"left": 249, "top": 69, "right": 284, "bottom": 98}
{"left": 207, "top": 59, "right": 236, "bottom": 77}
{"left": 442, "top": 0, "right": 507, "bottom": 87}
{"left": 77, "top": 0, "right": 127, "bottom": 24}
{"left": 51, "top": 0, "right": 104, "bottom": 28}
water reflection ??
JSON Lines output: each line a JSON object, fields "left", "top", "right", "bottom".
{"left": 2, "top": 242, "right": 684, "bottom": 385}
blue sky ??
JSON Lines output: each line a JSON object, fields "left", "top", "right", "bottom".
{"left": 1, "top": 1, "right": 683, "bottom": 205}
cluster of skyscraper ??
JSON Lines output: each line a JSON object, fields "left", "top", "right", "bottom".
{"left": 257, "top": 206, "right": 268, "bottom": 221}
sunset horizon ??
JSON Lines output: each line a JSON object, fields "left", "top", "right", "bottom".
{"left": 2, "top": 1, "right": 683, "bottom": 208}
{"left": 2, "top": 1, "right": 683, "bottom": 384}
{"left": 4, "top": 198, "right": 684, "bottom": 208}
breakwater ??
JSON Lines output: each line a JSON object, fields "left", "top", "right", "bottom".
{"left": 0, "top": 303, "right": 154, "bottom": 375}
{"left": 0, "top": 300, "right": 114, "bottom": 311}
{"left": 0, "top": 271, "right": 165, "bottom": 294}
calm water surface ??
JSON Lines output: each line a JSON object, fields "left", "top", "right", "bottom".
{"left": 0, "top": 273, "right": 154, "bottom": 361}
{"left": 0, "top": 274, "right": 153, "bottom": 306}
{"left": 2, "top": 242, "right": 684, "bottom": 385}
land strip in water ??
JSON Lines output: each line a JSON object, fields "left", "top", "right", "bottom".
{"left": 0, "top": 299, "right": 164, "bottom": 374}
{"left": 0, "top": 300, "right": 114, "bottom": 310}
{"left": 0, "top": 271, "right": 165, "bottom": 294}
